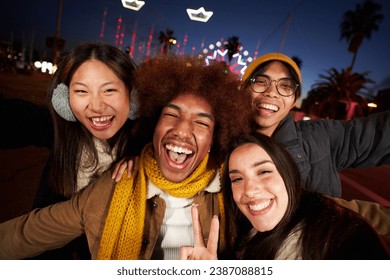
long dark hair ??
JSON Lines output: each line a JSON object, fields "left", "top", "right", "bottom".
{"left": 221, "top": 134, "right": 389, "bottom": 259}
{"left": 221, "top": 134, "right": 302, "bottom": 259}
{"left": 45, "top": 42, "right": 137, "bottom": 197}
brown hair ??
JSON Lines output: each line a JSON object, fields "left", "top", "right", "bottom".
{"left": 45, "top": 42, "right": 137, "bottom": 198}
{"left": 221, "top": 134, "right": 388, "bottom": 259}
{"left": 133, "top": 55, "right": 253, "bottom": 163}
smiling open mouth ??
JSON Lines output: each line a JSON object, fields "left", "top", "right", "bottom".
{"left": 257, "top": 103, "right": 279, "bottom": 112}
{"left": 165, "top": 143, "right": 193, "bottom": 164}
{"left": 90, "top": 116, "right": 114, "bottom": 127}
{"left": 248, "top": 199, "right": 273, "bottom": 211}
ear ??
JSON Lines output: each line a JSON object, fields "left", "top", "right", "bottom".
{"left": 51, "top": 83, "right": 77, "bottom": 122}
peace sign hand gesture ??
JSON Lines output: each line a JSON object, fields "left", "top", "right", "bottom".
{"left": 179, "top": 205, "right": 219, "bottom": 260}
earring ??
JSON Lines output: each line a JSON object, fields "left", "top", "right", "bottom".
{"left": 51, "top": 83, "right": 77, "bottom": 122}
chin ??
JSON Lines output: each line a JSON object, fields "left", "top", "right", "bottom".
{"left": 253, "top": 220, "right": 279, "bottom": 232}
{"left": 257, "top": 225, "right": 276, "bottom": 232}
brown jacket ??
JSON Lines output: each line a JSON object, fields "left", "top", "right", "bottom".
{"left": 0, "top": 171, "right": 388, "bottom": 259}
{"left": 0, "top": 171, "right": 222, "bottom": 260}
{"left": 332, "top": 196, "right": 390, "bottom": 249}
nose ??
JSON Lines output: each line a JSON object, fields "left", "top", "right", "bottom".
{"left": 173, "top": 119, "right": 193, "bottom": 141}
{"left": 244, "top": 177, "right": 262, "bottom": 198}
{"left": 264, "top": 80, "right": 279, "bottom": 98}
{"left": 89, "top": 93, "right": 107, "bottom": 113}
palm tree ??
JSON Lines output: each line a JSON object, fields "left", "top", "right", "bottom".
{"left": 301, "top": 67, "right": 374, "bottom": 119}
{"left": 158, "top": 28, "right": 176, "bottom": 55}
{"left": 224, "top": 36, "right": 241, "bottom": 64}
{"left": 340, "top": 0, "right": 383, "bottom": 69}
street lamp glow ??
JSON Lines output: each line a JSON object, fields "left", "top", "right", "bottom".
{"left": 34, "top": 61, "right": 42, "bottom": 68}
{"left": 368, "top": 102, "right": 378, "bottom": 108}
{"left": 121, "top": 0, "right": 145, "bottom": 11}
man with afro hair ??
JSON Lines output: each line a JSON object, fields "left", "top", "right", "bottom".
{"left": 0, "top": 55, "right": 253, "bottom": 260}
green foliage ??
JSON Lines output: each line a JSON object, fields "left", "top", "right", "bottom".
{"left": 158, "top": 28, "right": 177, "bottom": 55}
{"left": 302, "top": 67, "right": 374, "bottom": 119}
{"left": 340, "top": 0, "right": 384, "bottom": 68}
{"left": 224, "top": 36, "right": 241, "bottom": 63}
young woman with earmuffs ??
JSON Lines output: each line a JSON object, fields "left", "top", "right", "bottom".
{"left": 29, "top": 42, "right": 141, "bottom": 259}
{"left": 34, "top": 42, "right": 140, "bottom": 207}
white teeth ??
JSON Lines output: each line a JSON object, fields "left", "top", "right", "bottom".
{"left": 91, "top": 116, "right": 113, "bottom": 122}
{"left": 249, "top": 200, "right": 271, "bottom": 211}
{"left": 165, "top": 144, "right": 193, "bottom": 155}
{"left": 259, "top": 103, "right": 279, "bottom": 112}
{"left": 91, "top": 116, "right": 113, "bottom": 126}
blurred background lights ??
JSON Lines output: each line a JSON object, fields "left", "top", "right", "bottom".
{"left": 34, "top": 60, "right": 55, "bottom": 74}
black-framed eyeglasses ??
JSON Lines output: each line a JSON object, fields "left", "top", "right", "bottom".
{"left": 249, "top": 75, "right": 299, "bottom": 97}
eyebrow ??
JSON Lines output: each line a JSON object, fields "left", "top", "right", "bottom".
{"left": 165, "top": 103, "right": 214, "bottom": 121}
{"left": 229, "top": 160, "right": 274, "bottom": 174}
{"left": 255, "top": 74, "right": 270, "bottom": 78}
{"left": 70, "top": 81, "right": 117, "bottom": 87}
{"left": 255, "top": 74, "right": 291, "bottom": 80}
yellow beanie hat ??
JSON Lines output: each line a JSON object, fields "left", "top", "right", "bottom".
{"left": 242, "top": 52, "right": 302, "bottom": 83}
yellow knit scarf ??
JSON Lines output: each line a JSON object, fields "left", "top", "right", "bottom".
{"left": 97, "top": 143, "right": 218, "bottom": 259}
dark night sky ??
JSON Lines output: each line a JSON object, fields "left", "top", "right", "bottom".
{"left": 1, "top": 0, "right": 389, "bottom": 102}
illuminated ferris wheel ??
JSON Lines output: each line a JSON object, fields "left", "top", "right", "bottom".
{"left": 201, "top": 40, "right": 254, "bottom": 78}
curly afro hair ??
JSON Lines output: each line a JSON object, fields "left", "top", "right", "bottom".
{"left": 133, "top": 55, "right": 253, "bottom": 163}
